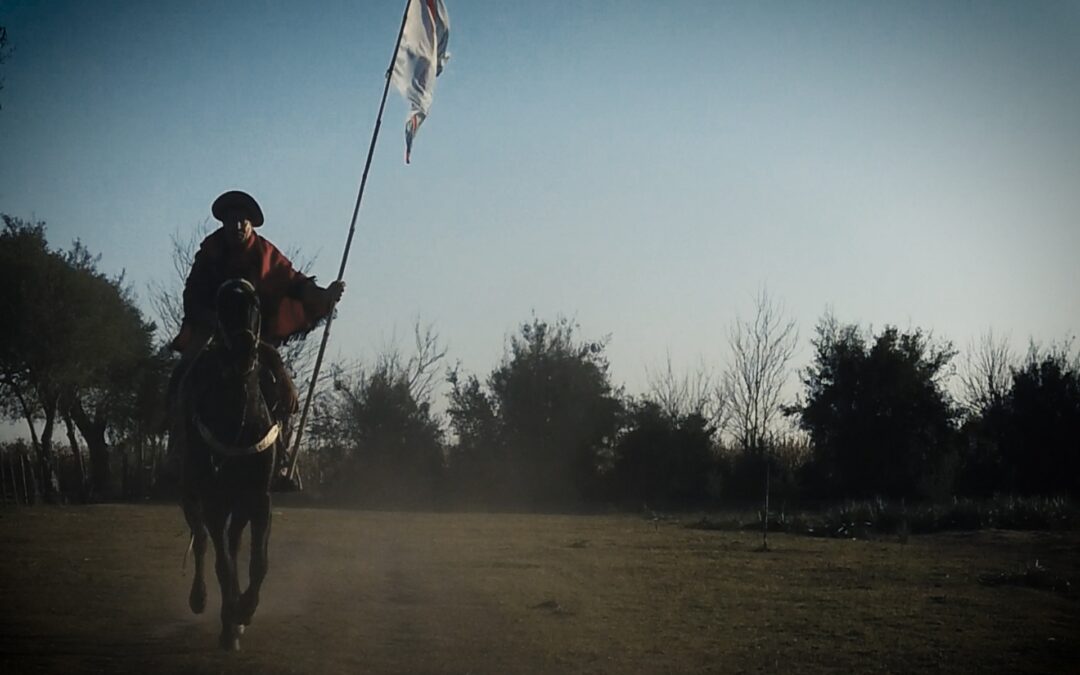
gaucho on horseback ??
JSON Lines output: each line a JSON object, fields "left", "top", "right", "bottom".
{"left": 169, "top": 190, "right": 344, "bottom": 650}
{"left": 167, "top": 190, "right": 344, "bottom": 475}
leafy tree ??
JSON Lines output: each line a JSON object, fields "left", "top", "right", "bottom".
{"left": 0, "top": 217, "right": 70, "bottom": 498}
{"left": 62, "top": 241, "right": 160, "bottom": 497}
{"left": 488, "top": 317, "right": 623, "bottom": 507}
{"left": 998, "top": 342, "right": 1080, "bottom": 496}
{"left": 0, "top": 216, "right": 158, "bottom": 500}
{"left": 790, "top": 315, "right": 959, "bottom": 500}
{"left": 607, "top": 400, "right": 716, "bottom": 507}
{"left": 446, "top": 317, "right": 623, "bottom": 508}
{"left": 445, "top": 367, "right": 504, "bottom": 503}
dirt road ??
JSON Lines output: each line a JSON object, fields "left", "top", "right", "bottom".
{"left": 1, "top": 504, "right": 1077, "bottom": 673}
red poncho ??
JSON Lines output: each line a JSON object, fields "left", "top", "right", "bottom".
{"left": 171, "top": 229, "right": 322, "bottom": 351}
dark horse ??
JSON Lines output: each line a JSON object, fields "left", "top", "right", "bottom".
{"left": 178, "top": 278, "right": 289, "bottom": 651}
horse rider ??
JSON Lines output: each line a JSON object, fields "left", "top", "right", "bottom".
{"left": 168, "top": 190, "right": 345, "bottom": 478}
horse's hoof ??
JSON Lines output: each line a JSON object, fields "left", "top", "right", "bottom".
{"left": 236, "top": 590, "right": 259, "bottom": 625}
{"left": 189, "top": 585, "right": 207, "bottom": 614}
{"left": 219, "top": 631, "right": 241, "bottom": 652}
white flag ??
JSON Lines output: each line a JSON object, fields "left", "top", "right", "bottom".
{"left": 391, "top": 0, "right": 450, "bottom": 163}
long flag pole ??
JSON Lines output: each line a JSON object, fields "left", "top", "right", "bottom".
{"left": 287, "top": 0, "right": 413, "bottom": 482}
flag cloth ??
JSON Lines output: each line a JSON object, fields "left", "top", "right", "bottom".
{"left": 391, "top": 0, "right": 450, "bottom": 163}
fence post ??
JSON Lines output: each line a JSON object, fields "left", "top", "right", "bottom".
{"left": 0, "top": 451, "right": 8, "bottom": 505}
{"left": 20, "top": 452, "right": 31, "bottom": 505}
{"left": 10, "top": 452, "right": 19, "bottom": 506}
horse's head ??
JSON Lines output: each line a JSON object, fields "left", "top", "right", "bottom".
{"left": 215, "top": 278, "right": 261, "bottom": 373}
{"left": 187, "top": 278, "right": 277, "bottom": 457}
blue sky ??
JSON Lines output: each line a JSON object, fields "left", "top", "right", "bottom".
{"left": 1, "top": 1, "right": 1078, "bottom": 433}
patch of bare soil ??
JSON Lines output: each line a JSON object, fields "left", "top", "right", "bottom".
{"left": 1, "top": 505, "right": 1078, "bottom": 673}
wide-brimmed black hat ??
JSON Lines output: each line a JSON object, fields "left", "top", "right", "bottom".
{"left": 212, "top": 190, "right": 264, "bottom": 228}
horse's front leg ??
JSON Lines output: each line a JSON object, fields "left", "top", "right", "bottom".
{"left": 182, "top": 498, "right": 209, "bottom": 614}
{"left": 208, "top": 506, "right": 242, "bottom": 651}
{"left": 227, "top": 508, "right": 249, "bottom": 572}
{"left": 236, "top": 492, "right": 271, "bottom": 627}
{"left": 180, "top": 427, "right": 211, "bottom": 615}
{"left": 227, "top": 506, "right": 250, "bottom": 631}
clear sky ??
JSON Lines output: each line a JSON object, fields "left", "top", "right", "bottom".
{"left": 1, "top": 0, "right": 1078, "bottom": 427}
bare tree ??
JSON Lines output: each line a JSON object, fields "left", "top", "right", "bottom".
{"left": 723, "top": 288, "right": 799, "bottom": 455}
{"left": 645, "top": 353, "right": 729, "bottom": 434}
{"left": 308, "top": 320, "right": 446, "bottom": 494}
{"left": 723, "top": 288, "right": 798, "bottom": 551}
{"left": 369, "top": 319, "right": 448, "bottom": 405}
{"left": 958, "top": 329, "right": 1014, "bottom": 416}
{"left": 147, "top": 223, "right": 210, "bottom": 343}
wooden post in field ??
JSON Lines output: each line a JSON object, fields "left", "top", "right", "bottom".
{"left": 9, "top": 452, "right": 19, "bottom": 506}
{"left": 29, "top": 452, "right": 37, "bottom": 504}
{"left": 762, "top": 458, "right": 770, "bottom": 551}
{"left": 20, "top": 452, "right": 32, "bottom": 505}
{"left": 136, "top": 423, "right": 144, "bottom": 499}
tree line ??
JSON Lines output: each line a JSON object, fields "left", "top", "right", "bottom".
{"left": 2, "top": 218, "right": 1078, "bottom": 509}
{"left": 1, "top": 217, "right": 168, "bottom": 503}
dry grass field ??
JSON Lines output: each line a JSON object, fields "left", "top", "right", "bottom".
{"left": 1, "top": 504, "right": 1077, "bottom": 674}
